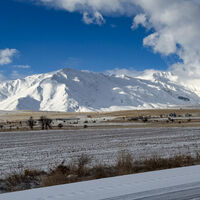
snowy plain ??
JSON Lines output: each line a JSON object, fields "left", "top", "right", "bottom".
{"left": 1, "top": 165, "right": 200, "bottom": 200}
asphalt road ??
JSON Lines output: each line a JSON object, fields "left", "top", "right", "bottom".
{"left": 2, "top": 165, "right": 200, "bottom": 200}
{"left": 105, "top": 182, "right": 200, "bottom": 200}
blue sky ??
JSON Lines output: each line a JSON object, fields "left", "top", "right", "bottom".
{"left": 0, "top": 0, "right": 186, "bottom": 78}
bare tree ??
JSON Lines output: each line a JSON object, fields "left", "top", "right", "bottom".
{"left": 27, "top": 116, "right": 35, "bottom": 130}
{"left": 39, "top": 116, "right": 52, "bottom": 130}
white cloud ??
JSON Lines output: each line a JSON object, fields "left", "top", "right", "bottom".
{"left": 82, "top": 12, "right": 93, "bottom": 24}
{"left": 10, "top": 70, "right": 26, "bottom": 80}
{"left": 31, "top": 0, "right": 138, "bottom": 24}
{"left": 28, "top": 0, "right": 200, "bottom": 82}
{"left": 0, "top": 73, "right": 7, "bottom": 82}
{"left": 33, "top": 0, "right": 136, "bottom": 14}
{"left": 131, "top": 14, "right": 147, "bottom": 30}
{"left": 13, "top": 65, "right": 31, "bottom": 69}
{"left": 143, "top": 32, "right": 177, "bottom": 56}
{"left": 82, "top": 11, "right": 105, "bottom": 25}
{"left": 106, "top": 68, "right": 144, "bottom": 78}
{"left": 0, "top": 48, "right": 18, "bottom": 65}
{"left": 106, "top": 67, "right": 169, "bottom": 82}
{"left": 135, "top": 0, "right": 200, "bottom": 83}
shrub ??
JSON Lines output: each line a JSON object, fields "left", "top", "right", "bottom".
{"left": 39, "top": 116, "right": 52, "bottom": 130}
{"left": 84, "top": 125, "right": 88, "bottom": 128}
{"left": 76, "top": 154, "right": 91, "bottom": 177}
{"left": 116, "top": 151, "right": 134, "bottom": 174}
{"left": 27, "top": 117, "right": 35, "bottom": 130}
{"left": 2, "top": 152, "right": 200, "bottom": 193}
{"left": 41, "top": 161, "right": 71, "bottom": 187}
{"left": 4, "top": 169, "right": 42, "bottom": 192}
{"left": 41, "top": 171, "right": 67, "bottom": 187}
{"left": 58, "top": 123, "right": 63, "bottom": 129}
{"left": 93, "top": 165, "right": 108, "bottom": 179}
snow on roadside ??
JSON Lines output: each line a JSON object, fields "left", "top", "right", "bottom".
{"left": 1, "top": 165, "right": 200, "bottom": 200}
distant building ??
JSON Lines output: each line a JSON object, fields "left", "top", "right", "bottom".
{"left": 169, "top": 112, "right": 177, "bottom": 117}
{"left": 185, "top": 113, "right": 192, "bottom": 117}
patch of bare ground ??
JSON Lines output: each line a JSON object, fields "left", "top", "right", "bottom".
{"left": 1, "top": 108, "right": 200, "bottom": 132}
{"left": 1, "top": 108, "right": 200, "bottom": 121}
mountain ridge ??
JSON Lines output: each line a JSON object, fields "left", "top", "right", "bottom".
{"left": 0, "top": 68, "right": 199, "bottom": 112}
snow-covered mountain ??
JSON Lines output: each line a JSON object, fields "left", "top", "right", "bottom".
{"left": 0, "top": 68, "right": 199, "bottom": 112}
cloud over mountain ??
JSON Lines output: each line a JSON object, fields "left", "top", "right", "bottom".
{"left": 137, "top": 0, "right": 200, "bottom": 82}
{"left": 30, "top": 0, "right": 200, "bottom": 83}
{"left": 0, "top": 48, "right": 18, "bottom": 65}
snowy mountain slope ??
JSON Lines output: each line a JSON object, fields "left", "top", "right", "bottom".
{"left": 0, "top": 68, "right": 199, "bottom": 112}
{"left": 136, "top": 70, "right": 200, "bottom": 97}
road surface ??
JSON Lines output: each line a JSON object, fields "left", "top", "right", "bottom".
{"left": 1, "top": 165, "right": 200, "bottom": 200}
{"left": 105, "top": 183, "right": 200, "bottom": 199}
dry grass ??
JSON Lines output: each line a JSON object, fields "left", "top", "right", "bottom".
{"left": 2, "top": 169, "right": 44, "bottom": 192}
{"left": 1, "top": 108, "right": 200, "bottom": 131}
{"left": 116, "top": 151, "right": 134, "bottom": 175}
{"left": 41, "top": 154, "right": 91, "bottom": 187}
{"left": 1, "top": 108, "right": 200, "bottom": 122}
{"left": 41, "top": 152, "right": 200, "bottom": 188}
{"left": 2, "top": 152, "right": 200, "bottom": 193}
{"left": 92, "top": 165, "right": 108, "bottom": 179}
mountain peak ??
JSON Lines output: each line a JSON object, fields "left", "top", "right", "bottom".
{"left": 0, "top": 69, "right": 199, "bottom": 112}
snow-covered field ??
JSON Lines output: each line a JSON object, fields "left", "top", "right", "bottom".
{"left": 1, "top": 127, "right": 200, "bottom": 177}
{"left": 1, "top": 165, "right": 200, "bottom": 200}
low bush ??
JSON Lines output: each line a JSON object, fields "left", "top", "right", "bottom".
{"left": 2, "top": 152, "right": 200, "bottom": 193}
{"left": 3, "top": 169, "right": 43, "bottom": 192}
{"left": 116, "top": 151, "right": 134, "bottom": 175}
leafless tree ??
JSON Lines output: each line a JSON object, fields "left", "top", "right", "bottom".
{"left": 39, "top": 116, "right": 52, "bottom": 130}
{"left": 27, "top": 116, "right": 35, "bottom": 130}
